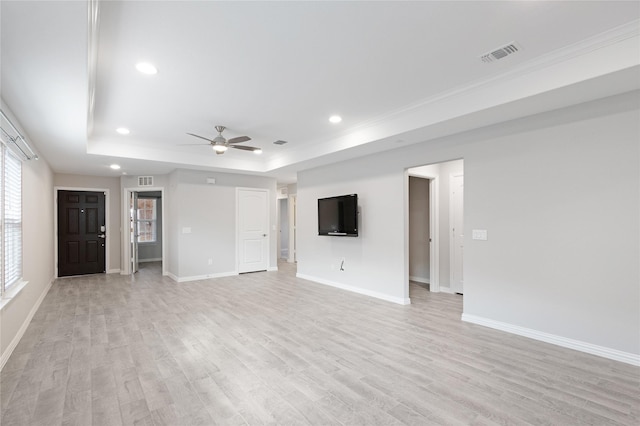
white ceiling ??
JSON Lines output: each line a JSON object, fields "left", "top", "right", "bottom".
{"left": 1, "top": 1, "right": 639, "bottom": 183}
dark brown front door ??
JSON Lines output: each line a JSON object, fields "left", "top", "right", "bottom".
{"left": 58, "top": 190, "right": 106, "bottom": 277}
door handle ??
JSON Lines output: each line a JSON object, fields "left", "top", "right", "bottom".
{"left": 98, "top": 234, "right": 106, "bottom": 239}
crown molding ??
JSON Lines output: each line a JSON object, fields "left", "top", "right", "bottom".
{"left": 267, "top": 20, "right": 640, "bottom": 172}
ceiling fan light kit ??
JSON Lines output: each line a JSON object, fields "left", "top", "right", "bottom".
{"left": 186, "top": 125, "right": 261, "bottom": 155}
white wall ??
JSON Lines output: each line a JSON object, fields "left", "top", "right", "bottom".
{"left": 1, "top": 103, "right": 55, "bottom": 364}
{"left": 297, "top": 163, "right": 409, "bottom": 303}
{"left": 167, "top": 169, "right": 278, "bottom": 280}
{"left": 54, "top": 174, "right": 122, "bottom": 272}
{"left": 297, "top": 91, "right": 640, "bottom": 358}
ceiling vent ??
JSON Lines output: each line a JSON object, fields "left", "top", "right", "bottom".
{"left": 138, "top": 176, "right": 153, "bottom": 187}
{"left": 481, "top": 42, "right": 521, "bottom": 63}
{"left": 273, "top": 140, "right": 288, "bottom": 145}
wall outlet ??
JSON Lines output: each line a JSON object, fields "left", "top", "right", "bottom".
{"left": 208, "top": 258, "right": 213, "bottom": 265}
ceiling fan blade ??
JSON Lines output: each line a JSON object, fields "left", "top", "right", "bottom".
{"left": 187, "top": 133, "right": 215, "bottom": 143}
{"left": 231, "top": 145, "right": 260, "bottom": 151}
{"left": 227, "top": 136, "right": 251, "bottom": 144}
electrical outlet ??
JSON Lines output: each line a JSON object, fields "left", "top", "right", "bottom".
{"left": 208, "top": 258, "right": 213, "bottom": 265}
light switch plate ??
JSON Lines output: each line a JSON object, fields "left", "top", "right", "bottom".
{"left": 472, "top": 229, "right": 488, "bottom": 240}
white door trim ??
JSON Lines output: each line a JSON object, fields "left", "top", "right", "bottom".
{"left": 122, "top": 187, "right": 167, "bottom": 276}
{"left": 407, "top": 173, "right": 440, "bottom": 292}
{"left": 449, "top": 173, "right": 464, "bottom": 294}
{"left": 287, "top": 194, "right": 297, "bottom": 263}
{"left": 53, "top": 186, "right": 112, "bottom": 276}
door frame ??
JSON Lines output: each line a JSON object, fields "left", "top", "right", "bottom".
{"left": 287, "top": 194, "right": 296, "bottom": 263}
{"left": 122, "top": 187, "right": 167, "bottom": 276}
{"left": 53, "top": 186, "right": 112, "bottom": 277}
{"left": 406, "top": 173, "right": 440, "bottom": 293}
{"left": 236, "top": 187, "right": 271, "bottom": 273}
{"left": 449, "top": 173, "right": 464, "bottom": 294}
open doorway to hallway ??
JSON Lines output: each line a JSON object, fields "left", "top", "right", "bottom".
{"left": 407, "top": 159, "right": 464, "bottom": 297}
{"left": 277, "top": 188, "right": 297, "bottom": 263}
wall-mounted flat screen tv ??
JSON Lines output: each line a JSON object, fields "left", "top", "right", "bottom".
{"left": 318, "top": 194, "right": 358, "bottom": 237}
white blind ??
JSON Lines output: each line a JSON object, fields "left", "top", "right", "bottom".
{"left": 3, "top": 147, "right": 22, "bottom": 290}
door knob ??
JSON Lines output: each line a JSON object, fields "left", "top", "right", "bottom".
{"left": 263, "top": 234, "right": 267, "bottom": 237}
{"left": 98, "top": 234, "right": 106, "bottom": 239}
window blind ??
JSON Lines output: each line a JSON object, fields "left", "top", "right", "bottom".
{"left": 3, "top": 147, "right": 22, "bottom": 291}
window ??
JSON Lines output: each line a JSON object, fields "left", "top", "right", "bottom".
{"left": 137, "top": 198, "right": 157, "bottom": 243}
{"left": 1, "top": 144, "right": 22, "bottom": 295}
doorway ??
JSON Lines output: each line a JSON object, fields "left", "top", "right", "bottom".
{"left": 288, "top": 194, "right": 297, "bottom": 263}
{"left": 131, "top": 191, "right": 163, "bottom": 274}
{"left": 123, "top": 188, "right": 166, "bottom": 276}
{"left": 56, "top": 190, "right": 106, "bottom": 277}
{"left": 279, "top": 198, "right": 290, "bottom": 260}
{"left": 407, "top": 159, "right": 464, "bottom": 296}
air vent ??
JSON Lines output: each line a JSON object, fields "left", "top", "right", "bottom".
{"left": 481, "top": 42, "right": 521, "bottom": 63}
{"left": 273, "top": 140, "right": 288, "bottom": 145}
{"left": 138, "top": 176, "right": 153, "bottom": 187}
{"left": 279, "top": 187, "right": 288, "bottom": 196}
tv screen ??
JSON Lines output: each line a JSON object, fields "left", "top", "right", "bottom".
{"left": 318, "top": 194, "right": 358, "bottom": 236}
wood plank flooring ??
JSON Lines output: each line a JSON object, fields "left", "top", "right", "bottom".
{"left": 2, "top": 261, "right": 638, "bottom": 425}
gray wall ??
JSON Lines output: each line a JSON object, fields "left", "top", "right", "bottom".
{"left": 297, "top": 91, "right": 639, "bottom": 355}
{"left": 168, "top": 169, "right": 278, "bottom": 279}
{"left": 1, "top": 103, "right": 55, "bottom": 361}
{"left": 409, "top": 176, "right": 430, "bottom": 283}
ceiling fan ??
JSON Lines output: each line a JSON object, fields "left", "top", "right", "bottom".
{"left": 185, "top": 125, "right": 261, "bottom": 155}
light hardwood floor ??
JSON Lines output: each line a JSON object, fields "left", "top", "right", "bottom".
{"left": 2, "top": 261, "right": 638, "bottom": 425}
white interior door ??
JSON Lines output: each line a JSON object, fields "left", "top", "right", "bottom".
{"left": 130, "top": 191, "right": 139, "bottom": 273}
{"left": 238, "top": 188, "right": 269, "bottom": 273}
{"left": 451, "top": 174, "right": 464, "bottom": 293}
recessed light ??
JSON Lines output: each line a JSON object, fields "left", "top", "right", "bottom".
{"left": 110, "top": 164, "right": 121, "bottom": 170}
{"left": 116, "top": 127, "right": 130, "bottom": 135}
{"left": 329, "top": 115, "right": 342, "bottom": 124}
{"left": 135, "top": 62, "right": 158, "bottom": 75}
{"left": 254, "top": 149, "right": 263, "bottom": 155}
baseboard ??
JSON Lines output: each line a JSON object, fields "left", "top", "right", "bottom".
{"left": 439, "top": 286, "right": 455, "bottom": 294}
{"left": 169, "top": 271, "right": 238, "bottom": 283}
{"left": 139, "top": 258, "right": 161, "bottom": 263}
{"left": 107, "top": 269, "right": 121, "bottom": 274}
{"left": 461, "top": 313, "right": 640, "bottom": 367}
{"left": 409, "top": 275, "right": 430, "bottom": 284}
{"left": 1, "top": 277, "right": 54, "bottom": 371}
{"left": 296, "top": 273, "right": 410, "bottom": 305}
